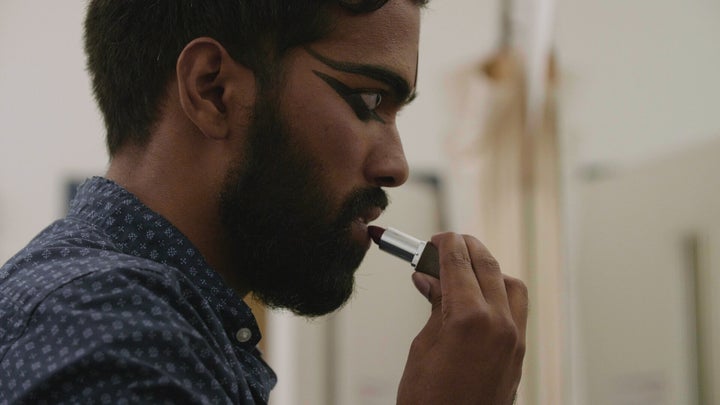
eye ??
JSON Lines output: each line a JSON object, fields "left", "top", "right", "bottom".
{"left": 349, "top": 91, "right": 384, "bottom": 122}
{"left": 312, "top": 70, "right": 386, "bottom": 123}
{"left": 359, "top": 92, "right": 382, "bottom": 111}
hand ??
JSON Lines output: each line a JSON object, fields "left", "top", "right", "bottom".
{"left": 397, "top": 233, "right": 528, "bottom": 405}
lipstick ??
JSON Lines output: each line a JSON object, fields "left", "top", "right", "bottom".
{"left": 368, "top": 226, "right": 439, "bottom": 278}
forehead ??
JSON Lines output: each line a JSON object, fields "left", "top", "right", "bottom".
{"left": 310, "top": 0, "right": 421, "bottom": 85}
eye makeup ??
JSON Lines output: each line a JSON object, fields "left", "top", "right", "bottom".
{"left": 312, "top": 70, "right": 386, "bottom": 123}
{"left": 303, "top": 46, "right": 417, "bottom": 107}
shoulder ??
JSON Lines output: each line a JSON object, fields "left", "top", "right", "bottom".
{"left": 0, "top": 215, "right": 194, "bottom": 361}
{"left": 0, "top": 217, "right": 269, "bottom": 403}
{"left": 1, "top": 230, "right": 183, "bottom": 321}
{"left": 0, "top": 258, "right": 244, "bottom": 404}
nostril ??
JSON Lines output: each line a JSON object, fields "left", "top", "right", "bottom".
{"left": 376, "top": 176, "right": 397, "bottom": 187}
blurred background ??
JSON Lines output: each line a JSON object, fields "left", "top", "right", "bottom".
{"left": 1, "top": 1, "right": 718, "bottom": 404}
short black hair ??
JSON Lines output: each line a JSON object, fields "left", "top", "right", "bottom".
{"left": 84, "top": 0, "right": 428, "bottom": 156}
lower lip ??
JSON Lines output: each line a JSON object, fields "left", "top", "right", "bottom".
{"left": 351, "top": 219, "right": 372, "bottom": 248}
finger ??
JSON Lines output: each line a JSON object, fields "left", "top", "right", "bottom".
{"left": 411, "top": 271, "right": 441, "bottom": 306}
{"left": 464, "top": 235, "right": 510, "bottom": 313}
{"left": 431, "top": 233, "right": 484, "bottom": 308}
{"left": 411, "top": 272, "right": 443, "bottom": 337}
{"left": 504, "top": 275, "right": 529, "bottom": 341}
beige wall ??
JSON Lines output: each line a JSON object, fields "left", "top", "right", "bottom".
{"left": 555, "top": 0, "right": 720, "bottom": 168}
{"left": 0, "top": 1, "right": 107, "bottom": 262}
{"left": 574, "top": 140, "right": 720, "bottom": 405}
{"left": 556, "top": 0, "right": 720, "bottom": 404}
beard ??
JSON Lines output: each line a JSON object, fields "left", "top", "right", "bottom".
{"left": 219, "top": 95, "right": 388, "bottom": 317}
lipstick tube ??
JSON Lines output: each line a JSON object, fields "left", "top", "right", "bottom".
{"left": 369, "top": 226, "right": 440, "bottom": 278}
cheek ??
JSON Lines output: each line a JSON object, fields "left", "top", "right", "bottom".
{"left": 283, "top": 90, "right": 368, "bottom": 184}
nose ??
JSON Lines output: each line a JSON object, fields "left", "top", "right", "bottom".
{"left": 365, "top": 127, "right": 410, "bottom": 188}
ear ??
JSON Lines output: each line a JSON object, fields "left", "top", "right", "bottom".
{"left": 176, "top": 37, "right": 256, "bottom": 140}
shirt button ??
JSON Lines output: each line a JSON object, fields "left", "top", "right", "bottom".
{"left": 236, "top": 328, "right": 252, "bottom": 343}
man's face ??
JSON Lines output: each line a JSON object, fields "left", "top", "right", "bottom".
{"left": 220, "top": 1, "right": 419, "bottom": 316}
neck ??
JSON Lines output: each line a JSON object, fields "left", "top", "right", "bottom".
{"left": 106, "top": 136, "right": 247, "bottom": 296}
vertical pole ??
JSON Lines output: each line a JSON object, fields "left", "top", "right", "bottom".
{"left": 684, "top": 234, "right": 706, "bottom": 405}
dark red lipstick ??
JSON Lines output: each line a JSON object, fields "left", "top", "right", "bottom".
{"left": 368, "top": 226, "right": 439, "bottom": 278}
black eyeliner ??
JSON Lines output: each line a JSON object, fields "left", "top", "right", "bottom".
{"left": 312, "top": 70, "right": 385, "bottom": 123}
{"left": 305, "top": 46, "right": 415, "bottom": 105}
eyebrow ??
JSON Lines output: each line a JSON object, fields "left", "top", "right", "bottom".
{"left": 304, "top": 46, "right": 417, "bottom": 105}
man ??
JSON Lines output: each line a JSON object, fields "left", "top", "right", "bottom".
{"left": 0, "top": 0, "right": 527, "bottom": 403}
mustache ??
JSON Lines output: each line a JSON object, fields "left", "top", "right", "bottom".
{"left": 336, "top": 187, "right": 389, "bottom": 226}
{"left": 300, "top": 186, "right": 389, "bottom": 254}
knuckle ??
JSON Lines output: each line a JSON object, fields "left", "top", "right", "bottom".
{"left": 442, "top": 250, "right": 472, "bottom": 270}
{"left": 486, "top": 316, "right": 521, "bottom": 354}
{"left": 475, "top": 253, "right": 501, "bottom": 273}
{"left": 484, "top": 280, "right": 507, "bottom": 297}
{"left": 498, "top": 321, "right": 519, "bottom": 344}
{"left": 448, "top": 306, "right": 488, "bottom": 333}
{"left": 449, "top": 310, "right": 521, "bottom": 349}
{"left": 463, "top": 235, "right": 501, "bottom": 272}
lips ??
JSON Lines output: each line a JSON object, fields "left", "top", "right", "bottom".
{"left": 359, "top": 205, "right": 383, "bottom": 225}
{"left": 342, "top": 187, "right": 388, "bottom": 228}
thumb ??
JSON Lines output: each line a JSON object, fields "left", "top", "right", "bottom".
{"left": 412, "top": 272, "right": 442, "bottom": 309}
{"left": 412, "top": 272, "right": 443, "bottom": 339}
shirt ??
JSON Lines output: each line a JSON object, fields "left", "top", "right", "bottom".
{"left": 0, "top": 177, "right": 276, "bottom": 404}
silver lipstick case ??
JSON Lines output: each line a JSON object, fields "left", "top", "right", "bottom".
{"left": 378, "top": 228, "right": 440, "bottom": 278}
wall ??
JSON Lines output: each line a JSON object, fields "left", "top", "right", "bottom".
{"left": 399, "top": 0, "right": 500, "bottom": 172}
{"left": 0, "top": 1, "right": 107, "bottom": 262}
{"left": 574, "top": 140, "right": 720, "bottom": 405}
{"left": 555, "top": 0, "right": 720, "bottom": 168}
{"left": 555, "top": 0, "right": 720, "bottom": 403}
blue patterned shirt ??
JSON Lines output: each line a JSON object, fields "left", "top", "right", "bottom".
{"left": 0, "top": 177, "right": 276, "bottom": 404}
